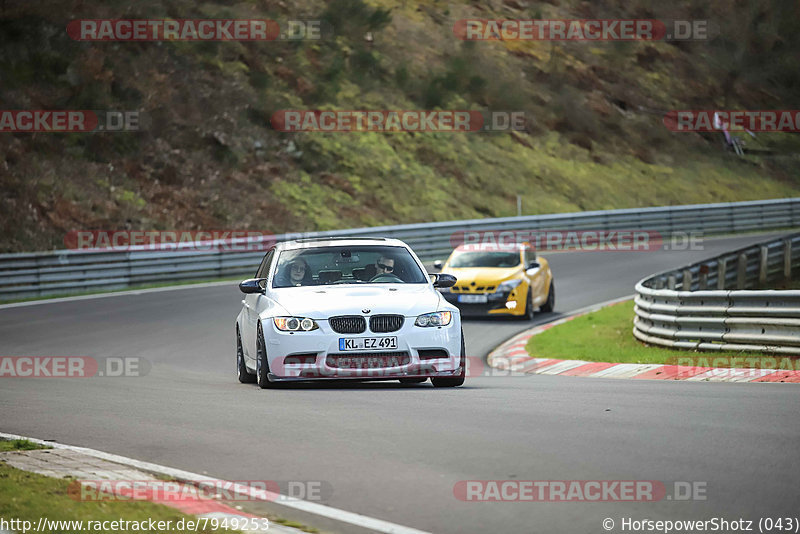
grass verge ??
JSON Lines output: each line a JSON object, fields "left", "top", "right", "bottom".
{"left": 0, "top": 439, "right": 51, "bottom": 452}
{"left": 0, "top": 463, "right": 236, "bottom": 533}
{"left": 525, "top": 300, "right": 799, "bottom": 365}
{"left": 0, "top": 440, "right": 318, "bottom": 533}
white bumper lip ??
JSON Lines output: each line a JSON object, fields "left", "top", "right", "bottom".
{"left": 262, "top": 316, "right": 462, "bottom": 380}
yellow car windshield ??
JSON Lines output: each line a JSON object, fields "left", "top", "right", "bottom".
{"left": 449, "top": 251, "right": 520, "bottom": 268}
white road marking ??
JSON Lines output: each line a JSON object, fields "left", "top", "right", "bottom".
{"left": 0, "top": 280, "right": 237, "bottom": 310}
{"left": 0, "top": 432, "right": 432, "bottom": 534}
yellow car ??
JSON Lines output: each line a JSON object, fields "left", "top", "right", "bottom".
{"left": 434, "top": 243, "right": 554, "bottom": 319}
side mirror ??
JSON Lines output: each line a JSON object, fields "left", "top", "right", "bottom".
{"left": 239, "top": 278, "right": 266, "bottom": 294}
{"left": 527, "top": 261, "right": 540, "bottom": 270}
{"left": 432, "top": 273, "right": 457, "bottom": 288}
{"left": 432, "top": 260, "right": 443, "bottom": 270}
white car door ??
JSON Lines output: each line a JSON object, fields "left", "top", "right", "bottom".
{"left": 243, "top": 249, "right": 274, "bottom": 360}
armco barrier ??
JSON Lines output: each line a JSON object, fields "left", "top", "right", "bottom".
{"left": 634, "top": 232, "right": 800, "bottom": 355}
{"left": 1, "top": 198, "right": 799, "bottom": 300}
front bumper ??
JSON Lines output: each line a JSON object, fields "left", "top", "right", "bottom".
{"left": 262, "top": 316, "right": 462, "bottom": 380}
{"left": 441, "top": 290, "right": 524, "bottom": 316}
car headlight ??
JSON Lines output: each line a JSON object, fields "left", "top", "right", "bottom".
{"left": 415, "top": 311, "right": 452, "bottom": 327}
{"left": 496, "top": 279, "right": 523, "bottom": 293}
{"left": 273, "top": 317, "right": 319, "bottom": 331}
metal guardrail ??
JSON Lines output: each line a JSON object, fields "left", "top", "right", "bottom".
{"left": 1, "top": 197, "right": 799, "bottom": 300}
{"left": 634, "top": 233, "right": 800, "bottom": 355}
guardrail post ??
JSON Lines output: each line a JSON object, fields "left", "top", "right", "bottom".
{"left": 759, "top": 246, "right": 769, "bottom": 285}
{"left": 785, "top": 239, "right": 793, "bottom": 281}
{"left": 737, "top": 253, "right": 747, "bottom": 289}
{"left": 698, "top": 264, "right": 709, "bottom": 290}
{"left": 667, "top": 275, "right": 676, "bottom": 290}
{"left": 717, "top": 258, "right": 727, "bottom": 290}
{"left": 682, "top": 269, "right": 692, "bottom": 290}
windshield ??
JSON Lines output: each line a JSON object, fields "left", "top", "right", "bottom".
{"left": 448, "top": 251, "right": 521, "bottom": 268}
{"left": 272, "top": 245, "right": 428, "bottom": 288}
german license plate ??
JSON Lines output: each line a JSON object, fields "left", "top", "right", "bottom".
{"left": 339, "top": 337, "right": 398, "bottom": 351}
{"left": 459, "top": 294, "right": 488, "bottom": 304}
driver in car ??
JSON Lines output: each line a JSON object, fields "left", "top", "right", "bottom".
{"left": 375, "top": 256, "right": 395, "bottom": 276}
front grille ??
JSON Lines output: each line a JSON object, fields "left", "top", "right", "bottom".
{"left": 452, "top": 285, "right": 495, "bottom": 293}
{"left": 329, "top": 315, "right": 366, "bottom": 334}
{"left": 326, "top": 352, "right": 410, "bottom": 369}
{"left": 369, "top": 314, "right": 404, "bottom": 333}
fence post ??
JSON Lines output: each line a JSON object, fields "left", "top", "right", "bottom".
{"left": 717, "top": 258, "right": 727, "bottom": 290}
{"left": 682, "top": 269, "right": 693, "bottom": 290}
{"left": 785, "top": 239, "right": 793, "bottom": 281}
{"left": 667, "top": 275, "right": 676, "bottom": 290}
{"left": 698, "top": 264, "right": 709, "bottom": 290}
{"left": 758, "top": 245, "right": 769, "bottom": 286}
{"left": 737, "top": 253, "right": 747, "bottom": 289}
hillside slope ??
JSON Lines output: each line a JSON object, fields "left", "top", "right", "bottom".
{"left": 1, "top": 0, "right": 799, "bottom": 252}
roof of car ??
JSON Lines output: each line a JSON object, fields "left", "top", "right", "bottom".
{"left": 453, "top": 241, "right": 530, "bottom": 252}
{"left": 278, "top": 237, "right": 407, "bottom": 250}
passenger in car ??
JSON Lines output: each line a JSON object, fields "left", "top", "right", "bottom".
{"left": 275, "top": 258, "right": 313, "bottom": 287}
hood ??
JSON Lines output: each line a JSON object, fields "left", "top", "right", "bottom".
{"left": 442, "top": 266, "right": 522, "bottom": 287}
{"left": 269, "top": 284, "right": 443, "bottom": 318}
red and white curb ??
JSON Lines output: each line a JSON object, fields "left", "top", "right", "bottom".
{"left": 487, "top": 297, "right": 800, "bottom": 383}
{"left": 0, "top": 432, "right": 431, "bottom": 534}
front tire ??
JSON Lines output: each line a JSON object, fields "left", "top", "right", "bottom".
{"left": 521, "top": 288, "right": 535, "bottom": 321}
{"left": 237, "top": 328, "right": 256, "bottom": 383}
{"left": 432, "top": 329, "right": 465, "bottom": 388}
{"left": 540, "top": 281, "right": 555, "bottom": 313}
{"left": 256, "top": 323, "right": 279, "bottom": 389}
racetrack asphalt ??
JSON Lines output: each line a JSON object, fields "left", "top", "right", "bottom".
{"left": 1, "top": 231, "right": 798, "bottom": 534}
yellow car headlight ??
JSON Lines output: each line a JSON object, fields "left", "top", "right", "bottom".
{"left": 496, "top": 279, "right": 523, "bottom": 293}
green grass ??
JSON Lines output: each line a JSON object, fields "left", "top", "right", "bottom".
{"left": 525, "top": 300, "right": 799, "bottom": 365}
{"left": 0, "top": 441, "right": 320, "bottom": 533}
{"left": 273, "top": 518, "right": 319, "bottom": 533}
{"left": 0, "top": 440, "right": 51, "bottom": 452}
{"left": 0, "top": 463, "right": 237, "bottom": 534}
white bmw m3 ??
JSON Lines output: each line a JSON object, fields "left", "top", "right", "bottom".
{"left": 235, "top": 238, "right": 465, "bottom": 388}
